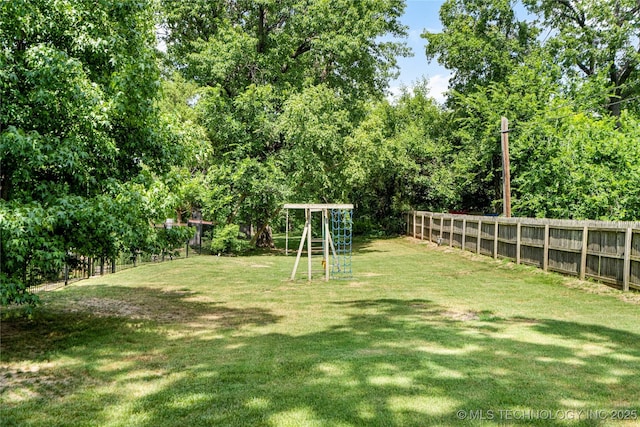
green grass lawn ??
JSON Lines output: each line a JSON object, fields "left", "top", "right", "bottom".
{"left": 1, "top": 237, "right": 639, "bottom": 426}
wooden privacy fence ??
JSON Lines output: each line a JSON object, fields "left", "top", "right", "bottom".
{"left": 406, "top": 211, "right": 640, "bottom": 291}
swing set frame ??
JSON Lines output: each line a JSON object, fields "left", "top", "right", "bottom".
{"left": 284, "top": 203, "right": 353, "bottom": 281}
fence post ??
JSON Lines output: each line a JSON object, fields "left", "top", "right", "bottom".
{"left": 412, "top": 211, "right": 416, "bottom": 238}
{"left": 493, "top": 220, "right": 499, "bottom": 259}
{"left": 449, "top": 216, "right": 454, "bottom": 247}
{"left": 477, "top": 220, "right": 482, "bottom": 254}
{"left": 580, "top": 226, "right": 588, "bottom": 280}
{"left": 623, "top": 227, "right": 632, "bottom": 291}
{"left": 111, "top": 258, "right": 116, "bottom": 274}
{"left": 462, "top": 218, "right": 467, "bottom": 251}
{"left": 543, "top": 224, "right": 549, "bottom": 271}
{"left": 420, "top": 213, "right": 425, "bottom": 240}
{"left": 406, "top": 213, "right": 410, "bottom": 235}
{"left": 429, "top": 214, "right": 433, "bottom": 242}
{"left": 516, "top": 222, "right": 521, "bottom": 264}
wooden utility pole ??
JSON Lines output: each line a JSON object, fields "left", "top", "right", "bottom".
{"left": 501, "top": 117, "right": 512, "bottom": 218}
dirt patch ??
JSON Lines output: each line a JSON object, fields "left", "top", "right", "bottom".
{"left": 441, "top": 310, "right": 481, "bottom": 321}
{"left": 347, "top": 281, "right": 367, "bottom": 287}
{"left": 65, "top": 297, "right": 147, "bottom": 319}
{"left": 563, "top": 279, "right": 640, "bottom": 305}
{"left": 52, "top": 295, "right": 281, "bottom": 330}
{"left": 0, "top": 364, "right": 84, "bottom": 402}
{"left": 56, "top": 295, "right": 193, "bottom": 322}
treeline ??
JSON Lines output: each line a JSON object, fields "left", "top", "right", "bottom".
{"left": 1, "top": 0, "right": 639, "bottom": 309}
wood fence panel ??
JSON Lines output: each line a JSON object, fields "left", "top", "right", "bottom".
{"left": 465, "top": 221, "right": 479, "bottom": 252}
{"left": 452, "top": 219, "right": 464, "bottom": 248}
{"left": 631, "top": 260, "right": 640, "bottom": 290}
{"left": 479, "top": 222, "right": 496, "bottom": 256}
{"left": 441, "top": 218, "right": 452, "bottom": 243}
{"left": 632, "top": 231, "right": 640, "bottom": 257}
{"left": 406, "top": 212, "right": 640, "bottom": 291}
{"left": 497, "top": 223, "right": 517, "bottom": 260}
{"left": 548, "top": 249, "right": 580, "bottom": 275}
{"left": 520, "top": 225, "right": 545, "bottom": 267}
{"left": 588, "top": 230, "right": 626, "bottom": 256}
{"left": 549, "top": 228, "right": 583, "bottom": 251}
{"left": 521, "top": 245, "right": 544, "bottom": 268}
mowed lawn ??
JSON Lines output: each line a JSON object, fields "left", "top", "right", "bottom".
{"left": 1, "top": 237, "right": 639, "bottom": 426}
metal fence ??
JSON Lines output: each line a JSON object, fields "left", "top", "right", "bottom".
{"left": 407, "top": 211, "right": 640, "bottom": 291}
{"left": 27, "top": 246, "right": 192, "bottom": 293}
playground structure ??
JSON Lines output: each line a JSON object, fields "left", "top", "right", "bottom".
{"left": 284, "top": 204, "right": 353, "bottom": 281}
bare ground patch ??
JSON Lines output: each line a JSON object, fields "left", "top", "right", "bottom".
{"left": 38, "top": 287, "right": 282, "bottom": 329}
{"left": 0, "top": 364, "right": 91, "bottom": 403}
{"left": 562, "top": 279, "right": 640, "bottom": 305}
{"left": 440, "top": 310, "right": 481, "bottom": 322}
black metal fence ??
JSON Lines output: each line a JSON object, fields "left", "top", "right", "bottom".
{"left": 27, "top": 245, "right": 193, "bottom": 293}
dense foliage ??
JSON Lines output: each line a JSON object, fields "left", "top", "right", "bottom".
{"left": 2, "top": 0, "right": 639, "bottom": 311}
{"left": 0, "top": 0, "right": 188, "bottom": 310}
{"left": 158, "top": 0, "right": 410, "bottom": 241}
{"left": 420, "top": 0, "right": 640, "bottom": 216}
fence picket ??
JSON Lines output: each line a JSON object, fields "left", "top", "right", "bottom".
{"left": 407, "top": 212, "right": 640, "bottom": 291}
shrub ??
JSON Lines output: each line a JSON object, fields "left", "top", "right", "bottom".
{"left": 210, "top": 224, "right": 248, "bottom": 255}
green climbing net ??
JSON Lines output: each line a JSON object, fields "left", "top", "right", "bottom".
{"left": 330, "top": 209, "right": 353, "bottom": 279}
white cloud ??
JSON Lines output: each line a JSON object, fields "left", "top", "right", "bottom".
{"left": 387, "top": 74, "right": 451, "bottom": 105}
{"left": 386, "top": 85, "right": 405, "bottom": 104}
{"left": 427, "top": 74, "right": 451, "bottom": 104}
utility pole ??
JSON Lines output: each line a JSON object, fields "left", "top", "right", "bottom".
{"left": 501, "top": 117, "right": 512, "bottom": 218}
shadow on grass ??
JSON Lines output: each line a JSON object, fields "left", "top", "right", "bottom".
{"left": 2, "top": 296, "right": 639, "bottom": 426}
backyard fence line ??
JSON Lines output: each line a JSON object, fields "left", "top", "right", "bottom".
{"left": 406, "top": 211, "right": 640, "bottom": 292}
{"left": 28, "top": 246, "right": 193, "bottom": 293}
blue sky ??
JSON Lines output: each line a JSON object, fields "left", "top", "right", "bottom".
{"left": 388, "top": 0, "right": 450, "bottom": 102}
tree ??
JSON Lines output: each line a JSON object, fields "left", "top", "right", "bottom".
{"left": 0, "top": 0, "right": 175, "bottom": 310}
{"left": 159, "top": 0, "right": 410, "bottom": 244}
{"left": 523, "top": 0, "right": 640, "bottom": 117}
{"left": 419, "top": 0, "right": 640, "bottom": 216}
{"left": 422, "top": 0, "right": 540, "bottom": 94}
{"left": 512, "top": 109, "right": 640, "bottom": 220}
{"left": 345, "top": 82, "right": 457, "bottom": 232}
{"left": 162, "top": 0, "right": 408, "bottom": 101}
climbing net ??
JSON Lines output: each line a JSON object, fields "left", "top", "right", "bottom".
{"left": 330, "top": 208, "right": 353, "bottom": 279}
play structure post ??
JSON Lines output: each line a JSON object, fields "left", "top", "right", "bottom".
{"left": 285, "top": 209, "right": 289, "bottom": 255}
{"left": 307, "top": 208, "right": 312, "bottom": 280}
{"left": 285, "top": 203, "right": 353, "bottom": 281}
{"left": 323, "top": 208, "right": 332, "bottom": 281}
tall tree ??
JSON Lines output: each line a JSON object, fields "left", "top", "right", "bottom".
{"left": 346, "top": 83, "right": 457, "bottom": 232}
{"left": 0, "top": 0, "right": 175, "bottom": 309}
{"left": 512, "top": 109, "right": 640, "bottom": 219}
{"left": 523, "top": 0, "right": 640, "bottom": 116}
{"left": 160, "top": 0, "right": 409, "bottom": 244}
{"left": 422, "top": 0, "right": 540, "bottom": 94}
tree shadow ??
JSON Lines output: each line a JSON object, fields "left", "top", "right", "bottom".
{"left": 2, "top": 298, "right": 639, "bottom": 426}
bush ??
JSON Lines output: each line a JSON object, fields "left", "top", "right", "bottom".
{"left": 210, "top": 224, "right": 248, "bottom": 255}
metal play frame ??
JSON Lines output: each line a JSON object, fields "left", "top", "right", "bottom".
{"left": 284, "top": 203, "right": 353, "bottom": 281}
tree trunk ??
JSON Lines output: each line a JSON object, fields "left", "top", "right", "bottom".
{"left": 255, "top": 225, "right": 274, "bottom": 248}
{"left": 607, "top": 95, "right": 622, "bottom": 118}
